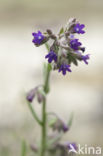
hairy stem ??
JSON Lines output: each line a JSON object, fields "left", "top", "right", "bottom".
{"left": 40, "top": 98, "right": 46, "bottom": 156}
{"left": 40, "top": 65, "right": 51, "bottom": 156}
{"left": 40, "top": 44, "right": 51, "bottom": 156}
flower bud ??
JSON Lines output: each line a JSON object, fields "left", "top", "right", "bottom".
{"left": 26, "top": 88, "right": 37, "bottom": 102}
{"left": 66, "top": 18, "right": 77, "bottom": 32}
{"left": 37, "top": 88, "right": 45, "bottom": 103}
{"left": 51, "top": 118, "right": 69, "bottom": 133}
{"left": 37, "top": 92, "right": 45, "bottom": 103}
{"left": 80, "top": 47, "right": 85, "bottom": 52}
{"left": 62, "top": 123, "right": 69, "bottom": 132}
{"left": 46, "top": 29, "right": 53, "bottom": 35}
{"left": 50, "top": 34, "right": 57, "bottom": 40}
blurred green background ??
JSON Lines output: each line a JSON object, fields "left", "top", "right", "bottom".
{"left": 0, "top": 0, "right": 103, "bottom": 155}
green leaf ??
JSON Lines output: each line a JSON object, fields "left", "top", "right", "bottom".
{"left": 59, "top": 27, "right": 64, "bottom": 35}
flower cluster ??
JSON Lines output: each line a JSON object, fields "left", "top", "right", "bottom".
{"left": 32, "top": 18, "right": 90, "bottom": 75}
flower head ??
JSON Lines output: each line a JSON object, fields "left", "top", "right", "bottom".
{"left": 74, "top": 23, "right": 85, "bottom": 34}
{"left": 32, "top": 19, "right": 90, "bottom": 76}
{"left": 82, "top": 54, "right": 90, "bottom": 64}
{"left": 70, "top": 39, "right": 82, "bottom": 50}
{"left": 32, "top": 31, "right": 44, "bottom": 45}
{"left": 59, "top": 64, "right": 72, "bottom": 75}
{"left": 45, "top": 51, "right": 57, "bottom": 63}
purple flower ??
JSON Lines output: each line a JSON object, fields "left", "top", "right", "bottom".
{"left": 82, "top": 54, "right": 90, "bottom": 64}
{"left": 66, "top": 142, "right": 78, "bottom": 151}
{"left": 45, "top": 51, "right": 57, "bottom": 63}
{"left": 58, "top": 64, "right": 72, "bottom": 75}
{"left": 32, "top": 31, "right": 44, "bottom": 45}
{"left": 74, "top": 23, "right": 85, "bottom": 34}
{"left": 70, "top": 39, "right": 82, "bottom": 50}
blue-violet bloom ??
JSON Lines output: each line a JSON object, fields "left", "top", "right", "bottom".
{"left": 45, "top": 51, "right": 57, "bottom": 63}
{"left": 32, "top": 31, "right": 44, "bottom": 45}
{"left": 74, "top": 23, "right": 85, "bottom": 34}
{"left": 82, "top": 54, "right": 90, "bottom": 64}
{"left": 59, "top": 64, "right": 72, "bottom": 75}
{"left": 70, "top": 39, "right": 82, "bottom": 50}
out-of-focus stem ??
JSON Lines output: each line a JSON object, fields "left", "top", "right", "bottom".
{"left": 21, "top": 140, "right": 27, "bottom": 156}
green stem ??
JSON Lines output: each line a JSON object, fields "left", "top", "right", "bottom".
{"left": 40, "top": 43, "right": 51, "bottom": 156}
{"left": 21, "top": 140, "right": 27, "bottom": 156}
{"left": 40, "top": 65, "right": 51, "bottom": 156}
{"left": 27, "top": 102, "right": 42, "bottom": 126}
{"left": 40, "top": 98, "right": 46, "bottom": 156}
{"left": 44, "top": 64, "right": 51, "bottom": 94}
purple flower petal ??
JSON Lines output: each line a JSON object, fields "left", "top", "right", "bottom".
{"left": 58, "top": 64, "right": 72, "bottom": 75}
{"left": 70, "top": 39, "right": 82, "bottom": 50}
{"left": 32, "top": 31, "right": 44, "bottom": 45}
{"left": 45, "top": 51, "right": 57, "bottom": 63}
{"left": 82, "top": 54, "right": 90, "bottom": 64}
{"left": 74, "top": 23, "right": 85, "bottom": 34}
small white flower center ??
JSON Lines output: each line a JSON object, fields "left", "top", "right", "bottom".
{"left": 38, "top": 36, "right": 42, "bottom": 39}
{"left": 76, "top": 28, "right": 79, "bottom": 31}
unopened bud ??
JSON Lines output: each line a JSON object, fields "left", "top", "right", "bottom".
{"left": 47, "top": 29, "right": 53, "bottom": 35}
{"left": 50, "top": 34, "right": 57, "bottom": 40}
{"left": 26, "top": 88, "right": 36, "bottom": 102}
{"left": 51, "top": 118, "right": 69, "bottom": 133}
{"left": 37, "top": 92, "right": 45, "bottom": 103}
{"left": 62, "top": 123, "right": 69, "bottom": 132}
{"left": 80, "top": 47, "right": 85, "bottom": 52}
